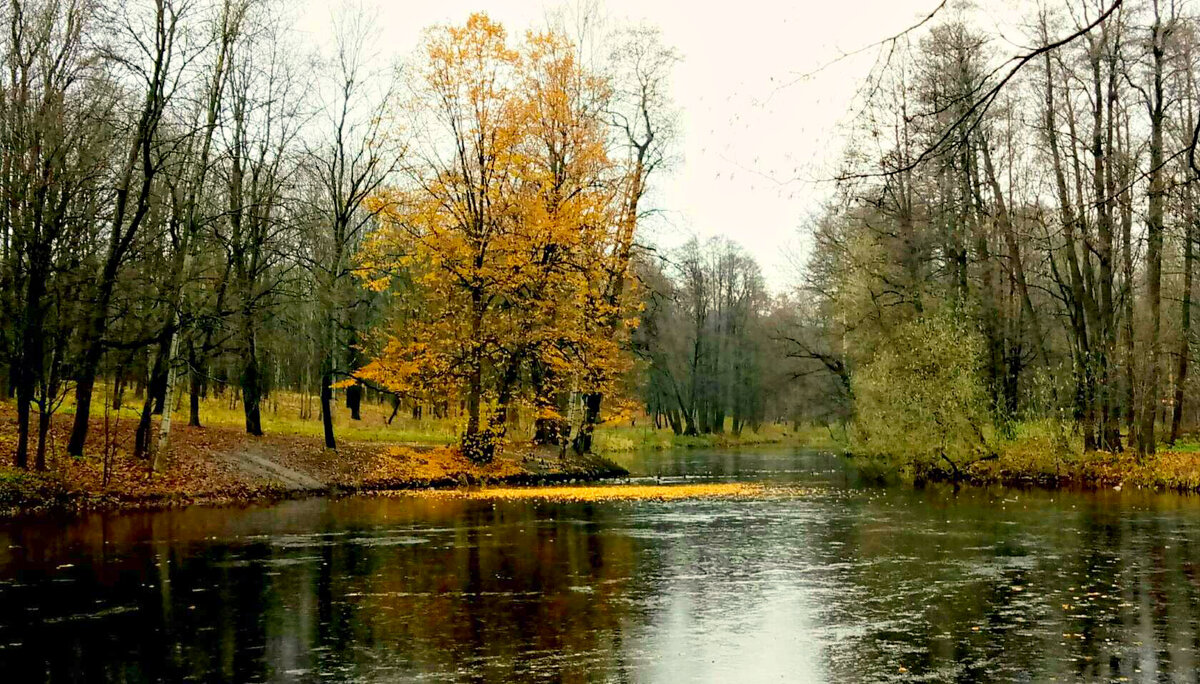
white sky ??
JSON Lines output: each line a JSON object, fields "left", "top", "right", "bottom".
{"left": 294, "top": 0, "right": 953, "bottom": 290}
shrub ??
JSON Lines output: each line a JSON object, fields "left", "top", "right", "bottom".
{"left": 0, "top": 469, "right": 72, "bottom": 511}
{"left": 850, "top": 309, "right": 993, "bottom": 476}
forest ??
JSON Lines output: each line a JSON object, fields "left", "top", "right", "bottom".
{"left": 0, "top": 0, "right": 814, "bottom": 476}
{"left": 9, "top": 0, "right": 1200, "bottom": 489}
{"left": 795, "top": 0, "right": 1200, "bottom": 479}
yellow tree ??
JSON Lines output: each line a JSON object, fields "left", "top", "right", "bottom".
{"left": 514, "top": 29, "right": 620, "bottom": 446}
{"left": 359, "top": 14, "right": 623, "bottom": 462}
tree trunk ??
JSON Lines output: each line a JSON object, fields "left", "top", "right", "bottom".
{"left": 1121, "top": 118, "right": 1138, "bottom": 445}
{"left": 14, "top": 248, "right": 50, "bottom": 469}
{"left": 188, "top": 344, "right": 203, "bottom": 428}
{"left": 134, "top": 341, "right": 170, "bottom": 460}
{"left": 346, "top": 383, "right": 362, "bottom": 421}
{"left": 666, "top": 408, "right": 682, "bottom": 435}
{"left": 241, "top": 330, "right": 263, "bottom": 436}
{"left": 1140, "top": 8, "right": 1166, "bottom": 457}
{"left": 320, "top": 362, "right": 336, "bottom": 450}
{"left": 34, "top": 407, "right": 50, "bottom": 472}
{"left": 1171, "top": 189, "right": 1195, "bottom": 445}
{"left": 572, "top": 392, "right": 602, "bottom": 454}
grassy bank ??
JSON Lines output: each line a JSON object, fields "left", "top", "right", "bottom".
{"left": 0, "top": 432, "right": 628, "bottom": 516}
{"left": 845, "top": 420, "right": 1200, "bottom": 493}
{"left": 0, "top": 386, "right": 842, "bottom": 516}
{"left": 592, "top": 421, "right": 842, "bottom": 453}
{"left": 0, "top": 394, "right": 628, "bottom": 516}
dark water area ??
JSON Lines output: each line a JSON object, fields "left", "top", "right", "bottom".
{"left": 5, "top": 449, "right": 1200, "bottom": 682}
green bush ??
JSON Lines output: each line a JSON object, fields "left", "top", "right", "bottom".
{"left": 850, "top": 309, "right": 992, "bottom": 475}
{"left": 0, "top": 469, "right": 72, "bottom": 512}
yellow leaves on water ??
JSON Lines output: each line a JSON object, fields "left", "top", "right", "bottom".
{"left": 410, "top": 482, "right": 763, "bottom": 502}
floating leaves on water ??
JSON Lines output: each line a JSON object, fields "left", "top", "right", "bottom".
{"left": 397, "top": 482, "right": 765, "bottom": 502}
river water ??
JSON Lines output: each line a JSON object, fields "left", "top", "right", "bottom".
{"left": 3, "top": 448, "right": 1200, "bottom": 682}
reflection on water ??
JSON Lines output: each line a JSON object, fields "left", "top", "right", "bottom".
{"left": 4, "top": 449, "right": 1200, "bottom": 681}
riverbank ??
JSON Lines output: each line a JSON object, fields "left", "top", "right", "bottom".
{"left": 847, "top": 428, "right": 1200, "bottom": 493}
{"left": 593, "top": 421, "right": 841, "bottom": 452}
{"left": 953, "top": 446, "right": 1200, "bottom": 492}
{"left": 0, "top": 406, "right": 627, "bottom": 516}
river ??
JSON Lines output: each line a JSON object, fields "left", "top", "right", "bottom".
{"left": 3, "top": 448, "right": 1200, "bottom": 682}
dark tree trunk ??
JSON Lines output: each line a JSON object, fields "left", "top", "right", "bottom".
{"left": 1140, "top": 8, "right": 1166, "bottom": 456}
{"left": 463, "top": 360, "right": 492, "bottom": 460}
{"left": 15, "top": 256, "right": 48, "bottom": 469}
{"left": 135, "top": 344, "right": 170, "bottom": 460}
{"left": 1171, "top": 191, "right": 1195, "bottom": 445}
{"left": 572, "top": 392, "right": 603, "bottom": 454}
{"left": 320, "top": 363, "right": 336, "bottom": 449}
{"left": 111, "top": 353, "right": 129, "bottom": 411}
{"left": 189, "top": 373, "right": 202, "bottom": 428}
{"left": 346, "top": 382, "right": 362, "bottom": 421}
{"left": 242, "top": 354, "right": 263, "bottom": 437}
{"left": 188, "top": 345, "right": 203, "bottom": 428}
{"left": 134, "top": 394, "right": 154, "bottom": 460}
{"left": 666, "top": 408, "right": 683, "bottom": 435}
{"left": 34, "top": 408, "right": 50, "bottom": 472}
{"left": 68, "top": 324, "right": 104, "bottom": 457}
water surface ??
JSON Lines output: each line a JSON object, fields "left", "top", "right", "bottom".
{"left": 4, "top": 448, "right": 1200, "bottom": 682}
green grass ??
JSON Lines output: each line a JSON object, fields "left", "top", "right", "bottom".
{"left": 592, "top": 421, "right": 845, "bottom": 453}
{"left": 48, "top": 385, "right": 851, "bottom": 453}
{"left": 55, "top": 384, "right": 460, "bottom": 445}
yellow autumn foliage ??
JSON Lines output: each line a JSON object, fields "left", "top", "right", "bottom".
{"left": 356, "top": 13, "right": 640, "bottom": 462}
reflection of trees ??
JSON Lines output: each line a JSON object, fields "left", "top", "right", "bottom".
{"left": 0, "top": 496, "right": 641, "bottom": 681}
{"left": 314, "top": 499, "right": 640, "bottom": 681}
{"left": 9, "top": 488, "right": 1200, "bottom": 680}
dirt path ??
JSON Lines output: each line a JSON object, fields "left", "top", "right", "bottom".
{"left": 222, "top": 446, "right": 324, "bottom": 490}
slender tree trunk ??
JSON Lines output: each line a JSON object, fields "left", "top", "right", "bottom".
{"left": 1121, "top": 118, "right": 1138, "bottom": 445}
{"left": 346, "top": 383, "right": 362, "bottom": 421}
{"left": 135, "top": 342, "right": 168, "bottom": 460}
{"left": 13, "top": 265, "right": 46, "bottom": 469}
{"left": 1140, "top": 7, "right": 1166, "bottom": 456}
{"left": 320, "top": 363, "right": 336, "bottom": 449}
{"left": 34, "top": 406, "right": 50, "bottom": 472}
{"left": 187, "top": 343, "right": 202, "bottom": 428}
{"left": 1171, "top": 188, "right": 1195, "bottom": 444}
{"left": 462, "top": 298, "right": 486, "bottom": 460}
{"left": 1096, "top": 44, "right": 1120, "bottom": 451}
{"left": 240, "top": 303, "right": 263, "bottom": 436}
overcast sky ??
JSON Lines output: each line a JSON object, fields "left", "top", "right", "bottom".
{"left": 294, "top": 0, "right": 953, "bottom": 290}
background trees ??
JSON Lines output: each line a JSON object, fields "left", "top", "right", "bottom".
{"left": 635, "top": 238, "right": 772, "bottom": 437}
{"left": 790, "top": 0, "right": 1200, "bottom": 464}
{"left": 0, "top": 0, "right": 408, "bottom": 470}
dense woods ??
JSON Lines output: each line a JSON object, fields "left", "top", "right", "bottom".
{"left": 16, "top": 0, "right": 1199, "bottom": 482}
{"left": 0, "top": 0, "right": 814, "bottom": 471}
{"left": 0, "top": 0, "right": 408, "bottom": 470}
{"left": 794, "top": 0, "right": 1200, "bottom": 473}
